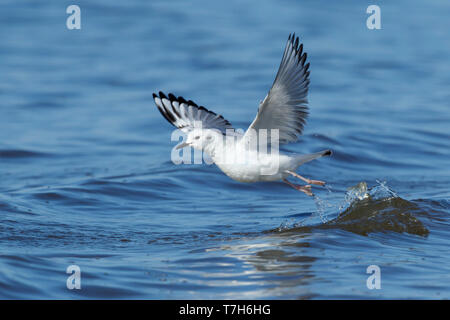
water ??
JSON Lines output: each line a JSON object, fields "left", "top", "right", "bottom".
{"left": 0, "top": 0, "right": 449, "bottom": 299}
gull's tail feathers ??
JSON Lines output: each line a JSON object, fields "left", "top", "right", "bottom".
{"left": 295, "top": 149, "right": 332, "bottom": 166}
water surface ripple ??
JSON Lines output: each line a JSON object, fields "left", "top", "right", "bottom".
{"left": 0, "top": 0, "right": 449, "bottom": 299}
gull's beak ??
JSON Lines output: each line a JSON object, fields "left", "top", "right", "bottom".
{"left": 175, "top": 142, "right": 190, "bottom": 150}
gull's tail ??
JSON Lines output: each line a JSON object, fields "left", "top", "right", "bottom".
{"left": 295, "top": 149, "right": 332, "bottom": 166}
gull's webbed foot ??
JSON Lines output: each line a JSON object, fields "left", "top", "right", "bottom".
{"left": 285, "top": 170, "right": 326, "bottom": 186}
{"left": 283, "top": 179, "right": 313, "bottom": 197}
{"left": 305, "top": 178, "right": 326, "bottom": 186}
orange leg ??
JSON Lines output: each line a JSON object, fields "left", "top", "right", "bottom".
{"left": 283, "top": 178, "right": 313, "bottom": 196}
{"left": 285, "top": 170, "right": 326, "bottom": 186}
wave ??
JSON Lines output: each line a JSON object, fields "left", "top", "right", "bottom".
{"left": 0, "top": 149, "right": 48, "bottom": 159}
{"left": 276, "top": 181, "right": 430, "bottom": 237}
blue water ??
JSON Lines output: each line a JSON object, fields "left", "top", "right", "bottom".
{"left": 1, "top": 0, "right": 449, "bottom": 299}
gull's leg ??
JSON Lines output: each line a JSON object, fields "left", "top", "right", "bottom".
{"left": 285, "top": 170, "right": 326, "bottom": 186}
{"left": 283, "top": 178, "right": 313, "bottom": 196}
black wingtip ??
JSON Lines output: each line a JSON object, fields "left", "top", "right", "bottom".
{"left": 152, "top": 93, "right": 157, "bottom": 99}
{"left": 168, "top": 93, "right": 177, "bottom": 101}
{"left": 159, "top": 91, "right": 167, "bottom": 99}
{"left": 187, "top": 99, "right": 198, "bottom": 107}
{"left": 323, "top": 150, "right": 332, "bottom": 157}
{"left": 305, "top": 62, "right": 310, "bottom": 72}
{"left": 287, "top": 33, "right": 307, "bottom": 62}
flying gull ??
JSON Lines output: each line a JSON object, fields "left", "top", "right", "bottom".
{"left": 153, "top": 33, "right": 331, "bottom": 196}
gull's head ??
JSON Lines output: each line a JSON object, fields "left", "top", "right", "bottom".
{"left": 176, "top": 128, "right": 222, "bottom": 151}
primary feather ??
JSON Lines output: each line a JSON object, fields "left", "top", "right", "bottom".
{"left": 153, "top": 91, "right": 234, "bottom": 134}
{"left": 243, "top": 33, "right": 310, "bottom": 144}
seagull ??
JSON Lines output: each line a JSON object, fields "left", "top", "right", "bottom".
{"left": 152, "top": 33, "right": 331, "bottom": 196}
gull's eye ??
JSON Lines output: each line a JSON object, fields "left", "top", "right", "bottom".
{"left": 194, "top": 136, "right": 200, "bottom": 140}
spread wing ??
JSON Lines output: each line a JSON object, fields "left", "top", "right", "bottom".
{"left": 153, "top": 91, "right": 235, "bottom": 134}
{"left": 243, "top": 33, "right": 310, "bottom": 144}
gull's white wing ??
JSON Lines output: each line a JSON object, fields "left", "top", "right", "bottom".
{"left": 243, "top": 33, "right": 310, "bottom": 144}
{"left": 153, "top": 91, "right": 235, "bottom": 134}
